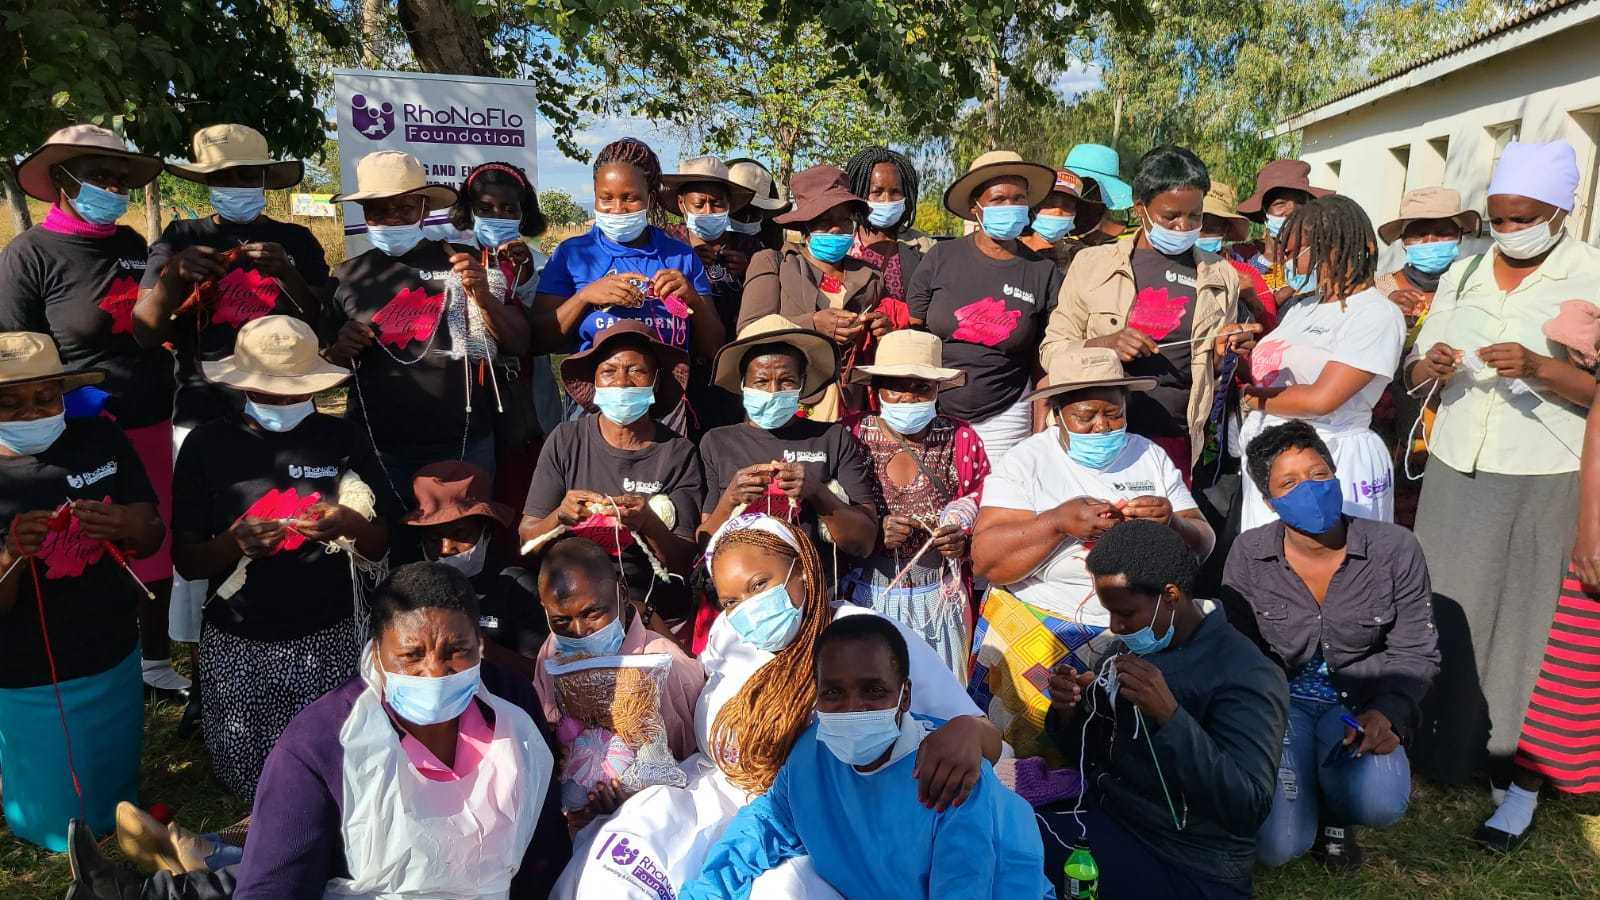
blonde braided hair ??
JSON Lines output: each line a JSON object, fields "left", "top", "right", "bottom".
{"left": 708, "top": 525, "right": 831, "bottom": 794}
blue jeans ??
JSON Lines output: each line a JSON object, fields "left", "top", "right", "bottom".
{"left": 1256, "top": 698, "right": 1411, "bottom": 866}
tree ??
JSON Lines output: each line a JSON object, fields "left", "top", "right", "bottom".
{"left": 538, "top": 188, "right": 586, "bottom": 228}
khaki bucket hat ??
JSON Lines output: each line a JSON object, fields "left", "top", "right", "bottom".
{"left": 167, "top": 124, "right": 304, "bottom": 189}
{"left": 1202, "top": 182, "right": 1252, "bottom": 243}
{"left": 0, "top": 332, "right": 105, "bottom": 391}
{"left": 1023, "top": 347, "right": 1157, "bottom": 403}
{"left": 1377, "top": 187, "right": 1482, "bottom": 244}
{"left": 331, "top": 151, "right": 457, "bottom": 210}
{"left": 202, "top": 316, "right": 351, "bottom": 395}
{"left": 15, "top": 124, "right": 163, "bottom": 202}
{"left": 727, "top": 159, "right": 788, "bottom": 213}
{"left": 713, "top": 315, "right": 838, "bottom": 401}
{"left": 944, "top": 150, "right": 1057, "bottom": 220}
{"left": 849, "top": 330, "right": 965, "bottom": 388}
{"left": 660, "top": 156, "right": 758, "bottom": 216}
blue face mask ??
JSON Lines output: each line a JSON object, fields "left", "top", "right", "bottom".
{"left": 686, "top": 211, "right": 730, "bottom": 241}
{"left": 1144, "top": 215, "right": 1201, "bottom": 256}
{"left": 728, "top": 217, "right": 763, "bottom": 236}
{"left": 1031, "top": 213, "right": 1075, "bottom": 242}
{"left": 245, "top": 398, "right": 315, "bottom": 433}
{"left": 210, "top": 187, "right": 266, "bottom": 224}
{"left": 878, "top": 399, "right": 937, "bottom": 435}
{"left": 595, "top": 208, "right": 649, "bottom": 243}
{"left": 808, "top": 231, "right": 854, "bottom": 263}
{"left": 1404, "top": 240, "right": 1459, "bottom": 275}
{"left": 979, "top": 204, "right": 1030, "bottom": 241}
{"left": 1283, "top": 259, "right": 1317, "bottom": 295}
{"left": 817, "top": 686, "right": 907, "bottom": 767}
{"left": 866, "top": 199, "right": 905, "bottom": 230}
{"left": 1066, "top": 427, "right": 1128, "bottom": 470}
{"left": 383, "top": 662, "right": 481, "bottom": 726}
{"left": 1269, "top": 476, "right": 1344, "bottom": 535}
{"left": 1265, "top": 214, "right": 1287, "bottom": 238}
{"left": 1196, "top": 236, "right": 1225, "bottom": 254}
{"left": 367, "top": 223, "right": 424, "bottom": 257}
{"left": 593, "top": 384, "right": 655, "bottom": 426}
{"left": 726, "top": 564, "right": 803, "bottom": 652}
{"left": 0, "top": 412, "right": 66, "bottom": 456}
{"left": 553, "top": 615, "right": 627, "bottom": 658}
{"left": 473, "top": 215, "right": 522, "bottom": 250}
{"left": 1121, "top": 600, "right": 1176, "bottom": 656}
{"left": 743, "top": 387, "right": 800, "bottom": 430}
{"left": 66, "top": 175, "right": 130, "bottom": 226}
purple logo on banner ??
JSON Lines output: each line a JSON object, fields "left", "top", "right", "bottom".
{"left": 352, "top": 95, "right": 395, "bottom": 140}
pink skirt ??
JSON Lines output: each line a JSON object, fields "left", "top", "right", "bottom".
{"left": 121, "top": 419, "right": 173, "bottom": 582}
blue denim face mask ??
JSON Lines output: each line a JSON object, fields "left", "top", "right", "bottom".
{"left": 210, "top": 187, "right": 266, "bottom": 224}
{"left": 66, "top": 174, "right": 130, "bottom": 225}
{"left": 1404, "top": 240, "right": 1459, "bottom": 275}
{"left": 686, "top": 211, "right": 730, "bottom": 241}
{"left": 553, "top": 615, "right": 626, "bottom": 658}
{"left": 593, "top": 384, "right": 655, "bottom": 426}
{"left": 808, "top": 231, "right": 854, "bottom": 263}
{"left": 367, "top": 223, "right": 424, "bottom": 257}
{"left": 866, "top": 199, "right": 905, "bottom": 229}
{"left": 1031, "top": 213, "right": 1075, "bottom": 242}
{"left": 595, "top": 208, "right": 649, "bottom": 243}
{"left": 0, "top": 412, "right": 66, "bottom": 455}
{"left": 1196, "top": 236, "right": 1225, "bottom": 254}
{"left": 382, "top": 662, "right": 481, "bottom": 726}
{"left": 727, "top": 561, "right": 802, "bottom": 652}
{"left": 816, "top": 685, "right": 907, "bottom": 766}
{"left": 1121, "top": 599, "right": 1176, "bottom": 656}
{"left": 473, "top": 215, "right": 522, "bottom": 250}
{"left": 1269, "top": 476, "right": 1344, "bottom": 535}
{"left": 979, "top": 204, "right": 1030, "bottom": 241}
{"left": 1066, "top": 427, "right": 1128, "bottom": 470}
{"left": 878, "top": 399, "right": 937, "bottom": 435}
{"left": 743, "top": 387, "right": 800, "bottom": 429}
{"left": 1265, "top": 214, "right": 1287, "bottom": 238}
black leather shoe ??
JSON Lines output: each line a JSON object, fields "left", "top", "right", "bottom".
{"left": 1309, "top": 823, "right": 1364, "bottom": 871}
{"left": 65, "top": 819, "right": 141, "bottom": 900}
{"left": 1474, "top": 820, "right": 1534, "bottom": 854}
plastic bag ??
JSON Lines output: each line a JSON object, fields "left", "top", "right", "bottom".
{"left": 545, "top": 653, "right": 686, "bottom": 809}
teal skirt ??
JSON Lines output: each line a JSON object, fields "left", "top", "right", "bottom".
{"left": 0, "top": 649, "right": 142, "bottom": 851}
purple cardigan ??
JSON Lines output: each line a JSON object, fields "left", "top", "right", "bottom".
{"left": 232, "top": 662, "right": 571, "bottom": 899}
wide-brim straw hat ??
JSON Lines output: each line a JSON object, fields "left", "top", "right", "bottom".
{"left": 0, "top": 332, "right": 105, "bottom": 391}
{"left": 1237, "top": 159, "right": 1333, "bottom": 221}
{"left": 660, "top": 156, "right": 757, "bottom": 216}
{"left": 330, "top": 150, "right": 457, "bottom": 210}
{"left": 1377, "top": 186, "right": 1482, "bottom": 244}
{"left": 774, "top": 165, "right": 866, "bottom": 226}
{"left": 713, "top": 315, "right": 838, "bottom": 401}
{"left": 727, "top": 158, "right": 788, "bottom": 212}
{"left": 1063, "top": 144, "right": 1132, "bottom": 211}
{"left": 1202, "top": 182, "right": 1252, "bottom": 243}
{"left": 404, "top": 460, "right": 516, "bottom": 529}
{"left": 559, "top": 320, "right": 689, "bottom": 417}
{"left": 201, "top": 315, "right": 350, "bottom": 395}
{"left": 849, "top": 330, "right": 965, "bottom": 388}
{"left": 167, "top": 124, "right": 303, "bottom": 189}
{"left": 16, "top": 124, "right": 163, "bottom": 202}
{"left": 943, "top": 150, "right": 1057, "bottom": 221}
{"left": 1023, "top": 347, "right": 1156, "bottom": 403}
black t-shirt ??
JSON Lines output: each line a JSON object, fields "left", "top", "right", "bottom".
{"left": 0, "top": 227, "right": 176, "bottom": 428}
{"left": 172, "top": 413, "right": 400, "bottom": 641}
{"left": 1125, "top": 248, "right": 1199, "bottom": 438}
{"left": 524, "top": 415, "right": 704, "bottom": 592}
{"left": 698, "top": 418, "right": 878, "bottom": 552}
{"left": 142, "top": 215, "right": 332, "bottom": 426}
{"left": 325, "top": 241, "right": 493, "bottom": 461}
{"left": 906, "top": 234, "right": 1062, "bottom": 422}
{"left": 0, "top": 419, "right": 156, "bottom": 688}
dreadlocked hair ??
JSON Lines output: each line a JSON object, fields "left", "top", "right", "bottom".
{"left": 1280, "top": 195, "right": 1378, "bottom": 308}
{"left": 708, "top": 525, "right": 832, "bottom": 794}
{"left": 844, "top": 146, "right": 919, "bottom": 233}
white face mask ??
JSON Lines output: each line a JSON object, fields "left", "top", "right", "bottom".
{"left": 434, "top": 527, "right": 489, "bottom": 577}
{"left": 245, "top": 398, "right": 316, "bottom": 433}
{"left": 1491, "top": 218, "right": 1564, "bottom": 260}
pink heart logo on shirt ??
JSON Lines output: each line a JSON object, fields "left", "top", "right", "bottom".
{"left": 1127, "top": 286, "right": 1188, "bottom": 341}
{"left": 97, "top": 276, "right": 140, "bottom": 335}
{"left": 951, "top": 297, "right": 1021, "bottom": 347}
{"left": 212, "top": 267, "right": 280, "bottom": 329}
{"left": 238, "top": 488, "right": 321, "bottom": 553}
{"left": 372, "top": 286, "right": 445, "bottom": 348}
{"left": 1251, "top": 339, "right": 1287, "bottom": 383}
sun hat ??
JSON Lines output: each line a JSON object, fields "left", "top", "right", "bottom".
{"left": 166, "top": 124, "right": 303, "bottom": 189}
{"left": 660, "top": 156, "right": 758, "bottom": 216}
{"left": 1487, "top": 141, "right": 1580, "bottom": 212}
{"left": 943, "top": 151, "right": 1057, "bottom": 220}
{"left": 713, "top": 314, "right": 838, "bottom": 400}
{"left": 849, "top": 330, "right": 965, "bottom": 388}
{"left": 0, "top": 332, "right": 105, "bottom": 390}
{"left": 1237, "top": 159, "right": 1333, "bottom": 221}
{"left": 1023, "top": 347, "right": 1156, "bottom": 403}
{"left": 404, "top": 461, "right": 516, "bottom": 529}
{"left": 330, "top": 150, "right": 457, "bottom": 210}
{"left": 1063, "top": 144, "right": 1132, "bottom": 211}
{"left": 201, "top": 315, "right": 350, "bottom": 395}
{"left": 16, "top": 124, "right": 163, "bottom": 202}
{"left": 1377, "top": 187, "right": 1482, "bottom": 244}
{"left": 1202, "top": 182, "right": 1253, "bottom": 243}
{"left": 559, "top": 320, "right": 689, "bottom": 417}
{"left": 774, "top": 166, "right": 866, "bottom": 226}
{"left": 727, "top": 159, "right": 788, "bottom": 213}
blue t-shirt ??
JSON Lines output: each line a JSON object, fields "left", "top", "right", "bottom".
{"left": 535, "top": 225, "right": 711, "bottom": 353}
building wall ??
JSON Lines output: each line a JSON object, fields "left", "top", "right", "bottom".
{"left": 1298, "top": 20, "right": 1600, "bottom": 251}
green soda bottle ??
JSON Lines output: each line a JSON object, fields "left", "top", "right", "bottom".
{"left": 1063, "top": 845, "right": 1099, "bottom": 899}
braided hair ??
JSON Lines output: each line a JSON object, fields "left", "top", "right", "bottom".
{"left": 844, "top": 145, "right": 919, "bottom": 234}
{"left": 707, "top": 524, "right": 832, "bottom": 794}
{"left": 1279, "top": 195, "right": 1378, "bottom": 306}
{"left": 449, "top": 161, "right": 546, "bottom": 236}
{"left": 594, "top": 137, "right": 663, "bottom": 203}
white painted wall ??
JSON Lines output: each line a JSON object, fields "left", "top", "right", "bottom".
{"left": 1297, "top": 19, "right": 1600, "bottom": 257}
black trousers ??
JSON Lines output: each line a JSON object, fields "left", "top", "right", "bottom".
{"left": 141, "top": 866, "right": 237, "bottom": 900}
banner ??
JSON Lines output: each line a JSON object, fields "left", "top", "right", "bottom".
{"left": 332, "top": 68, "right": 540, "bottom": 255}
{"left": 289, "top": 193, "right": 336, "bottom": 217}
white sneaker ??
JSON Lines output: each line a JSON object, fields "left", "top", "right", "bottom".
{"left": 141, "top": 659, "right": 192, "bottom": 693}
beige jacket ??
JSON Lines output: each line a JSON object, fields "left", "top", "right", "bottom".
{"left": 1039, "top": 237, "right": 1243, "bottom": 464}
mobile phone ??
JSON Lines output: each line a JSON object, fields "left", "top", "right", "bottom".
{"left": 1323, "top": 715, "right": 1366, "bottom": 767}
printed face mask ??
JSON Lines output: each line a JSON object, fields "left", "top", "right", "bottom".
{"left": 867, "top": 199, "right": 906, "bottom": 229}
{"left": 743, "top": 387, "right": 800, "bottom": 430}
{"left": 383, "top": 662, "right": 481, "bottom": 726}
{"left": 817, "top": 685, "right": 907, "bottom": 766}
{"left": 210, "top": 186, "right": 267, "bottom": 224}
{"left": 0, "top": 412, "right": 67, "bottom": 456}
{"left": 245, "top": 398, "right": 316, "bottom": 433}
{"left": 726, "top": 561, "right": 802, "bottom": 652}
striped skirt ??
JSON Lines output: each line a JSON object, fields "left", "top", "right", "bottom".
{"left": 1514, "top": 567, "right": 1600, "bottom": 793}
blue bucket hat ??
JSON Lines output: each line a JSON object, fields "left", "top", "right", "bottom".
{"left": 1063, "top": 144, "right": 1132, "bottom": 211}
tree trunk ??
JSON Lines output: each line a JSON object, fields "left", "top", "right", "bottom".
{"left": 361, "top": 0, "right": 388, "bottom": 67}
{"left": 1, "top": 164, "right": 32, "bottom": 234}
{"left": 983, "top": 52, "right": 1002, "bottom": 150}
{"left": 144, "top": 179, "right": 162, "bottom": 242}
{"left": 396, "top": 0, "right": 495, "bottom": 75}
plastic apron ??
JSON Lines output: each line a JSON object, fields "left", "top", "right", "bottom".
{"left": 553, "top": 603, "right": 983, "bottom": 900}
{"left": 325, "top": 652, "right": 554, "bottom": 900}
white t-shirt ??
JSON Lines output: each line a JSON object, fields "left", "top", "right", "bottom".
{"left": 980, "top": 429, "right": 1196, "bottom": 626}
{"left": 1248, "top": 287, "right": 1405, "bottom": 434}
